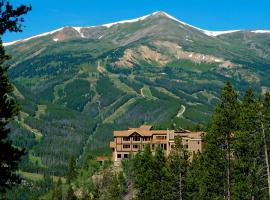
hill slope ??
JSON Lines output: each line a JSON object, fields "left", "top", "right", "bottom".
{"left": 4, "top": 11, "right": 270, "bottom": 175}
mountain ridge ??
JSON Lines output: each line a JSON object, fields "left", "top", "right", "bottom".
{"left": 4, "top": 10, "right": 270, "bottom": 176}
{"left": 4, "top": 11, "right": 270, "bottom": 46}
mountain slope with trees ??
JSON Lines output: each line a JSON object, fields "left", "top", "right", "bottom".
{"left": 3, "top": 11, "right": 270, "bottom": 179}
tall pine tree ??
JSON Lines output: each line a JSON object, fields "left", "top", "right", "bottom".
{"left": 196, "top": 82, "right": 239, "bottom": 200}
{"left": 66, "top": 156, "right": 77, "bottom": 184}
{"left": 0, "top": 0, "right": 31, "bottom": 194}
{"left": 262, "top": 92, "right": 270, "bottom": 198}
{"left": 232, "top": 88, "right": 266, "bottom": 199}
{"left": 168, "top": 135, "right": 189, "bottom": 200}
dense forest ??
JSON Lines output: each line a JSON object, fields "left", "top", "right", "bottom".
{"left": 2, "top": 1, "right": 270, "bottom": 199}
{"left": 5, "top": 82, "right": 270, "bottom": 200}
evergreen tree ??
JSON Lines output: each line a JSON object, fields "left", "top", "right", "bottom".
{"left": 196, "top": 82, "right": 239, "bottom": 200}
{"left": 262, "top": 92, "right": 270, "bottom": 198}
{"left": 133, "top": 145, "right": 173, "bottom": 200}
{"left": 52, "top": 178, "right": 63, "bottom": 200}
{"left": 133, "top": 144, "right": 154, "bottom": 199}
{"left": 67, "top": 156, "right": 77, "bottom": 184}
{"left": 107, "top": 174, "right": 122, "bottom": 200}
{"left": 168, "top": 135, "right": 189, "bottom": 200}
{"left": 186, "top": 152, "right": 203, "bottom": 200}
{"left": 0, "top": 0, "right": 31, "bottom": 194}
{"left": 67, "top": 185, "right": 77, "bottom": 200}
{"left": 232, "top": 88, "right": 265, "bottom": 199}
{"left": 118, "top": 171, "right": 127, "bottom": 195}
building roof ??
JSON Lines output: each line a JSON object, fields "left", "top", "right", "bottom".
{"left": 96, "top": 156, "right": 109, "bottom": 162}
{"left": 114, "top": 129, "right": 169, "bottom": 137}
{"left": 113, "top": 125, "right": 204, "bottom": 139}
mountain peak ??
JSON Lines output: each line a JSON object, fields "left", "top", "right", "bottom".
{"left": 4, "top": 11, "right": 270, "bottom": 46}
{"left": 151, "top": 11, "right": 170, "bottom": 17}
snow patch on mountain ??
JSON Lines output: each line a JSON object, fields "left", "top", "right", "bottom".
{"left": 157, "top": 11, "right": 240, "bottom": 37}
{"left": 72, "top": 27, "right": 86, "bottom": 38}
{"left": 101, "top": 13, "right": 151, "bottom": 28}
{"left": 3, "top": 27, "right": 64, "bottom": 46}
{"left": 3, "top": 11, "right": 270, "bottom": 46}
{"left": 251, "top": 30, "right": 270, "bottom": 34}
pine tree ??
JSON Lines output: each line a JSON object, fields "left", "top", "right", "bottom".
{"left": 107, "top": 174, "right": 121, "bottom": 200}
{"left": 232, "top": 88, "right": 265, "bottom": 199}
{"left": 0, "top": 1, "right": 31, "bottom": 194}
{"left": 262, "top": 92, "right": 270, "bottom": 199}
{"left": 133, "top": 145, "right": 173, "bottom": 200}
{"left": 168, "top": 135, "right": 189, "bottom": 200}
{"left": 151, "top": 146, "right": 173, "bottom": 200}
{"left": 52, "top": 178, "right": 63, "bottom": 200}
{"left": 66, "top": 156, "right": 77, "bottom": 184}
{"left": 67, "top": 185, "right": 77, "bottom": 200}
{"left": 196, "top": 82, "right": 239, "bottom": 200}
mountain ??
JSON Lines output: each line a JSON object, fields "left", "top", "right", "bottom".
{"left": 4, "top": 11, "right": 270, "bottom": 176}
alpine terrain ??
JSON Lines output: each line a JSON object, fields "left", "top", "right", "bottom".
{"left": 4, "top": 11, "right": 270, "bottom": 176}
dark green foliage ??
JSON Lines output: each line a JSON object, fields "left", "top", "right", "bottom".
{"left": 107, "top": 174, "right": 122, "bottom": 200}
{"left": 132, "top": 145, "right": 173, "bottom": 200}
{"left": 66, "top": 185, "right": 77, "bottom": 200}
{"left": 0, "top": 0, "right": 31, "bottom": 195}
{"left": 168, "top": 135, "right": 189, "bottom": 200}
{"left": 96, "top": 76, "right": 125, "bottom": 107}
{"left": 6, "top": 174, "right": 54, "bottom": 200}
{"left": 57, "top": 79, "right": 94, "bottom": 111}
{"left": 231, "top": 89, "right": 266, "bottom": 199}
{"left": 66, "top": 156, "right": 77, "bottom": 184}
{"left": 52, "top": 178, "right": 63, "bottom": 200}
{"left": 191, "top": 82, "right": 240, "bottom": 199}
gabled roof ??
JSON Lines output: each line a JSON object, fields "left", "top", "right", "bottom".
{"left": 114, "top": 126, "right": 168, "bottom": 137}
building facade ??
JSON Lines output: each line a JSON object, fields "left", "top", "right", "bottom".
{"left": 110, "top": 125, "right": 204, "bottom": 163}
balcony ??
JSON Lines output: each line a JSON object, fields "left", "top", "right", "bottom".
{"left": 110, "top": 141, "right": 116, "bottom": 148}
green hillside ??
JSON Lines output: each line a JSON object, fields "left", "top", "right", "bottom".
{"left": 5, "top": 11, "right": 270, "bottom": 177}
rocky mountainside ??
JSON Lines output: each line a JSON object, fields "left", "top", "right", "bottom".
{"left": 4, "top": 11, "right": 270, "bottom": 175}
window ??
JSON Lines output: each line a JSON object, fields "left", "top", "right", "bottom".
{"left": 117, "top": 154, "right": 121, "bottom": 158}
{"left": 152, "top": 144, "right": 155, "bottom": 150}
{"left": 133, "top": 144, "right": 139, "bottom": 149}
{"left": 156, "top": 136, "right": 167, "bottom": 140}
{"left": 123, "top": 137, "right": 130, "bottom": 141}
{"left": 133, "top": 136, "right": 140, "bottom": 141}
{"left": 160, "top": 144, "right": 167, "bottom": 150}
{"left": 198, "top": 141, "right": 200, "bottom": 145}
{"left": 123, "top": 144, "right": 130, "bottom": 149}
{"left": 124, "top": 154, "right": 128, "bottom": 158}
{"left": 143, "top": 137, "right": 151, "bottom": 141}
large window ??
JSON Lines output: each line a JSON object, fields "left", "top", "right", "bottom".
{"left": 133, "top": 136, "right": 141, "bottom": 141}
{"left": 117, "top": 154, "right": 121, "bottom": 158}
{"left": 160, "top": 143, "right": 167, "bottom": 150}
{"left": 123, "top": 144, "right": 130, "bottom": 149}
{"left": 123, "top": 137, "right": 130, "bottom": 141}
{"left": 156, "top": 136, "right": 167, "bottom": 140}
{"left": 133, "top": 144, "right": 139, "bottom": 149}
{"left": 143, "top": 137, "right": 151, "bottom": 141}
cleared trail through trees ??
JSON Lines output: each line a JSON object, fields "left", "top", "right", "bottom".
{"left": 76, "top": 123, "right": 100, "bottom": 164}
{"left": 176, "top": 105, "right": 186, "bottom": 118}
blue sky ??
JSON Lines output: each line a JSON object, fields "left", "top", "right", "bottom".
{"left": 3, "top": 0, "right": 270, "bottom": 42}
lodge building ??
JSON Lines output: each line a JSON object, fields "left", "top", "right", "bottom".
{"left": 110, "top": 125, "right": 204, "bottom": 163}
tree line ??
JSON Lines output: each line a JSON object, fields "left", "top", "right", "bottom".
{"left": 59, "top": 82, "right": 270, "bottom": 200}
{"left": 111, "top": 82, "right": 270, "bottom": 200}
